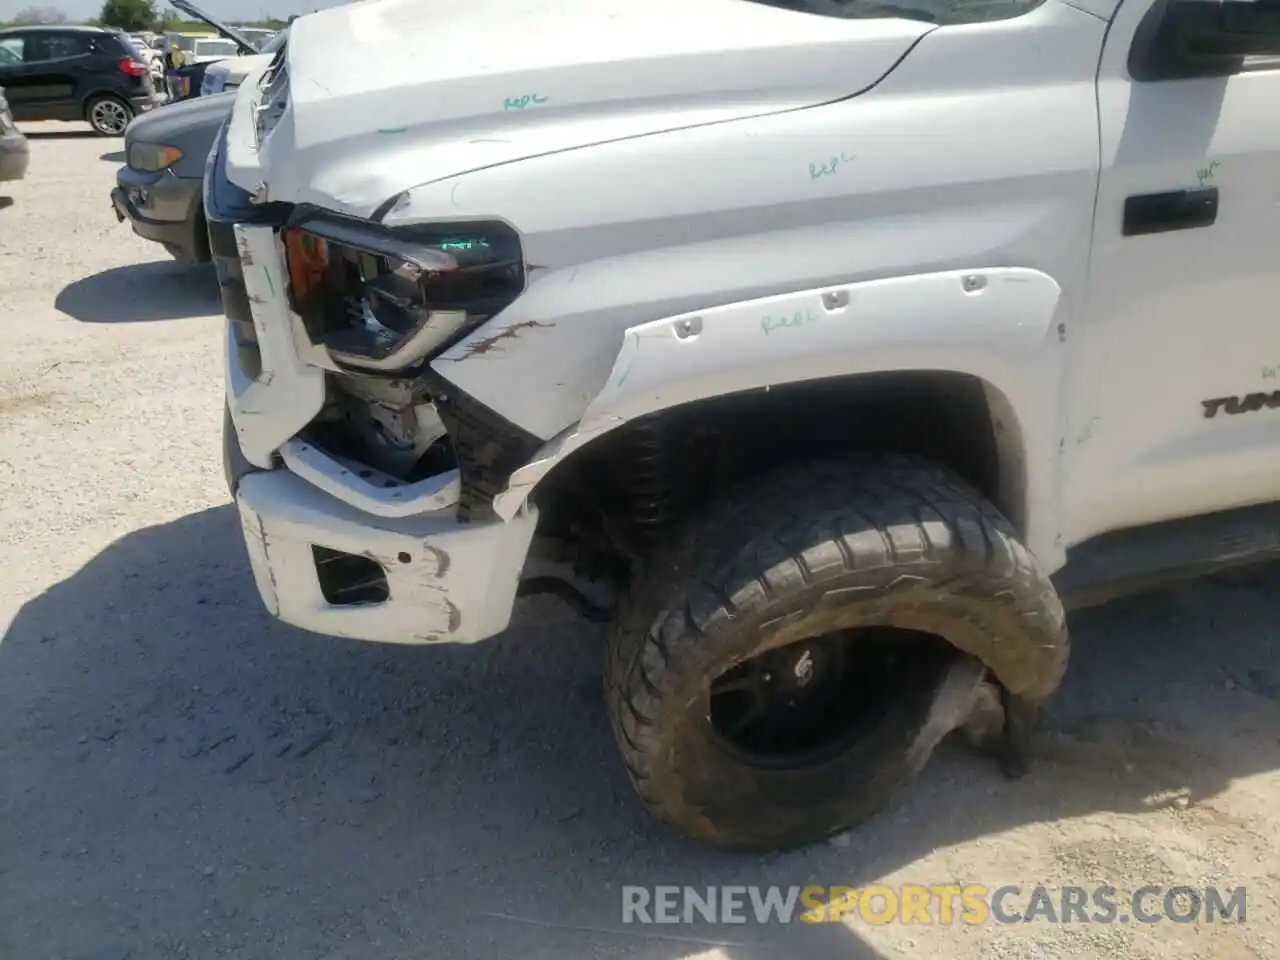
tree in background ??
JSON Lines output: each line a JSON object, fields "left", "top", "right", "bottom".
{"left": 11, "top": 5, "right": 69, "bottom": 23}
{"left": 99, "top": 0, "right": 157, "bottom": 32}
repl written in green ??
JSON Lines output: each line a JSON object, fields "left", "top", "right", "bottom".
{"left": 760, "top": 309, "right": 819, "bottom": 336}
{"left": 504, "top": 94, "right": 549, "bottom": 110}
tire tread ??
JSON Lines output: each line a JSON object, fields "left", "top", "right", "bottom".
{"left": 605, "top": 453, "right": 1069, "bottom": 848}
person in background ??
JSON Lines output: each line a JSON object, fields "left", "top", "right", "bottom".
{"left": 164, "top": 44, "right": 187, "bottom": 101}
{"left": 164, "top": 44, "right": 186, "bottom": 71}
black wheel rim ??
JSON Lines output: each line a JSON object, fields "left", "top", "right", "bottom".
{"left": 707, "top": 627, "right": 959, "bottom": 769}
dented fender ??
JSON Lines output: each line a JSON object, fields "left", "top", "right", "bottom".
{"left": 491, "top": 267, "right": 1069, "bottom": 567}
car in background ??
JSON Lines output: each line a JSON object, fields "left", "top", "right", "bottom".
{"left": 109, "top": 90, "right": 234, "bottom": 263}
{"left": 163, "top": 2, "right": 260, "bottom": 102}
{"left": 234, "top": 27, "right": 278, "bottom": 50}
{"left": 0, "top": 25, "right": 158, "bottom": 136}
{"left": 128, "top": 33, "right": 161, "bottom": 64}
{"left": 127, "top": 34, "right": 166, "bottom": 98}
{"left": 165, "top": 37, "right": 242, "bottom": 98}
{"left": 162, "top": 32, "right": 214, "bottom": 64}
{"left": 201, "top": 28, "right": 286, "bottom": 97}
{"left": 187, "top": 37, "right": 242, "bottom": 65}
{"left": 165, "top": 55, "right": 220, "bottom": 103}
{"left": 0, "top": 86, "right": 29, "bottom": 185}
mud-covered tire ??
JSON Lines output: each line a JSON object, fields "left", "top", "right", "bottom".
{"left": 605, "top": 454, "right": 1068, "bottom": 851}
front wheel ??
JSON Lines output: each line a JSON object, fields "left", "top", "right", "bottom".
{"left": 85, "top": 95, "right": 132, "bottom": 137}
{"left": 605, "top": 454, "right": 1068, "bottom": 851}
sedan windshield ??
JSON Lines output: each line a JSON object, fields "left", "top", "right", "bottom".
{"left": 747, "top": 0, "right": 1042, "bottom": 25}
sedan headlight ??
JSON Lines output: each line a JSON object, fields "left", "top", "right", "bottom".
{"left": 201, "top": 73, "right": 224, "bottom": 96}
{"left": 127, "top": 143, "right": 183, "bottom": 172}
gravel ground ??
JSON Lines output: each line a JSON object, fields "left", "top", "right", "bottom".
{"left": 2, "top": 123, "right": 1279, "bottom": 960}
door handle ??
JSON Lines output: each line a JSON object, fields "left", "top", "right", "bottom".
{"left": 1123, "top": 188, "right": 1218, "bottom": 236}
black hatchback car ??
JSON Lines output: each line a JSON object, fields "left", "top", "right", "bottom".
{"left": 0, "top": 26, "right": 158, "bottom": 137}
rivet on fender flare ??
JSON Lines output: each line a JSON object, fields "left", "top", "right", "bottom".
{"left": 674, "top": 316, "right": 702, "bottom": 339}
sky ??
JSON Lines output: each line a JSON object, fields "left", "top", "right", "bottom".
{"left": 0, "top": 0, "right": 346, "bottom": 21}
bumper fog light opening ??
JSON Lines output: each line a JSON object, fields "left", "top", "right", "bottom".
{"left": 312, "top": 546, "right": 390, "bottom": 606}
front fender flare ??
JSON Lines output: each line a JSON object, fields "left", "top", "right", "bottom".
{"left": 493, "top": 267, "right": 1066, "bottom": 567}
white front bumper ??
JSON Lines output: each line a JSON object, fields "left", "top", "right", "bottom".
{"left": 236, "top": 469, "right": 538, "bottom": 645}
{"left": 224, "top": 224, "right": 539, "bottom": 645}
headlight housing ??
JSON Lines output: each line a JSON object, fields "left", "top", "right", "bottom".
{"left": 127, "top": 142, "right": 183, "bottom": 172}
{"left": 201, "top": 72, "right": 224, "bottom": 96}
{"left": 282, "top": 213, "right": 526, "bottom": 372}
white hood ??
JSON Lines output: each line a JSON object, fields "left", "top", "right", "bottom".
{"left": 236, "top": 0, "right": 933, "bottom": 216}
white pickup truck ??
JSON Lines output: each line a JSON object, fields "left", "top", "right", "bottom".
{"left": 209, "top": 0, "right": 1280, "bottom": 851}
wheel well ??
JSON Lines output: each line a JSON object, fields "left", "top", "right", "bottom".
{"left": 532, "top": 371, "right": 1026, "bottom": 577}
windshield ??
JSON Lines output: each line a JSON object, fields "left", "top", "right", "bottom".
{"left": 261, "top": 31, "right": 286, "bottom": 54}
{"left": 746, "top": 0, "right": 1043, "bottom": 25}
{"left": 194, "top": 39, "right": 239, "bottom": 57}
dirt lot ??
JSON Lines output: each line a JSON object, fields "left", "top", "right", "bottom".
{"left": 1, "top": 122, "right": 1279, "bottom": 960}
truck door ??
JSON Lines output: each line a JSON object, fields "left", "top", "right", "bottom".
{"left": 1065, "top": 0, "right": 1280, "bottom": 546}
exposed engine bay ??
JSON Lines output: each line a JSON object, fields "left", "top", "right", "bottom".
{"left": 301, "top": 373, "right": 455, "bottom": 483}
{"left": 267, "top": 210, "right": 535, "bottom": 508}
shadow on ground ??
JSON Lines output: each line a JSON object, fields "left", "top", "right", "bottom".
{"left": 56, "top": 261, "right": 219, "bottom": 323}
{"left": 21, "top": 129, "right": 104, "bottom": 140}
{"left": 100, "top": 150, "right": 126, "bottom": 163}
{"left": 2, "top": 506, "right": 1279, "bottom": 959}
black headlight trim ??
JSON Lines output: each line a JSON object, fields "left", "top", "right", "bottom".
{"left": 281, "top": 206, "right": 527, "bottom": 373}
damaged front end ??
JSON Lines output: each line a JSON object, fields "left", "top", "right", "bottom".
{"left": 276, "top": 210, "right": 540, "bottom": 515}
{"left": 211, "top": 110, "right": 548, "bottom": 645}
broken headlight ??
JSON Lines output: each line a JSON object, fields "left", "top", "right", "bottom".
{"left": 282, "top": 214, "right": 525, "bottom": 372}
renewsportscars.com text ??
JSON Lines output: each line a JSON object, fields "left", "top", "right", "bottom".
{"left": 621, "top": 884, "right": 1247, "bottom": 926}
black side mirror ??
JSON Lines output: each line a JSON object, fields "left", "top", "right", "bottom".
{"left": 1163, "top": 0, "right": 1280, "bottom": 63}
